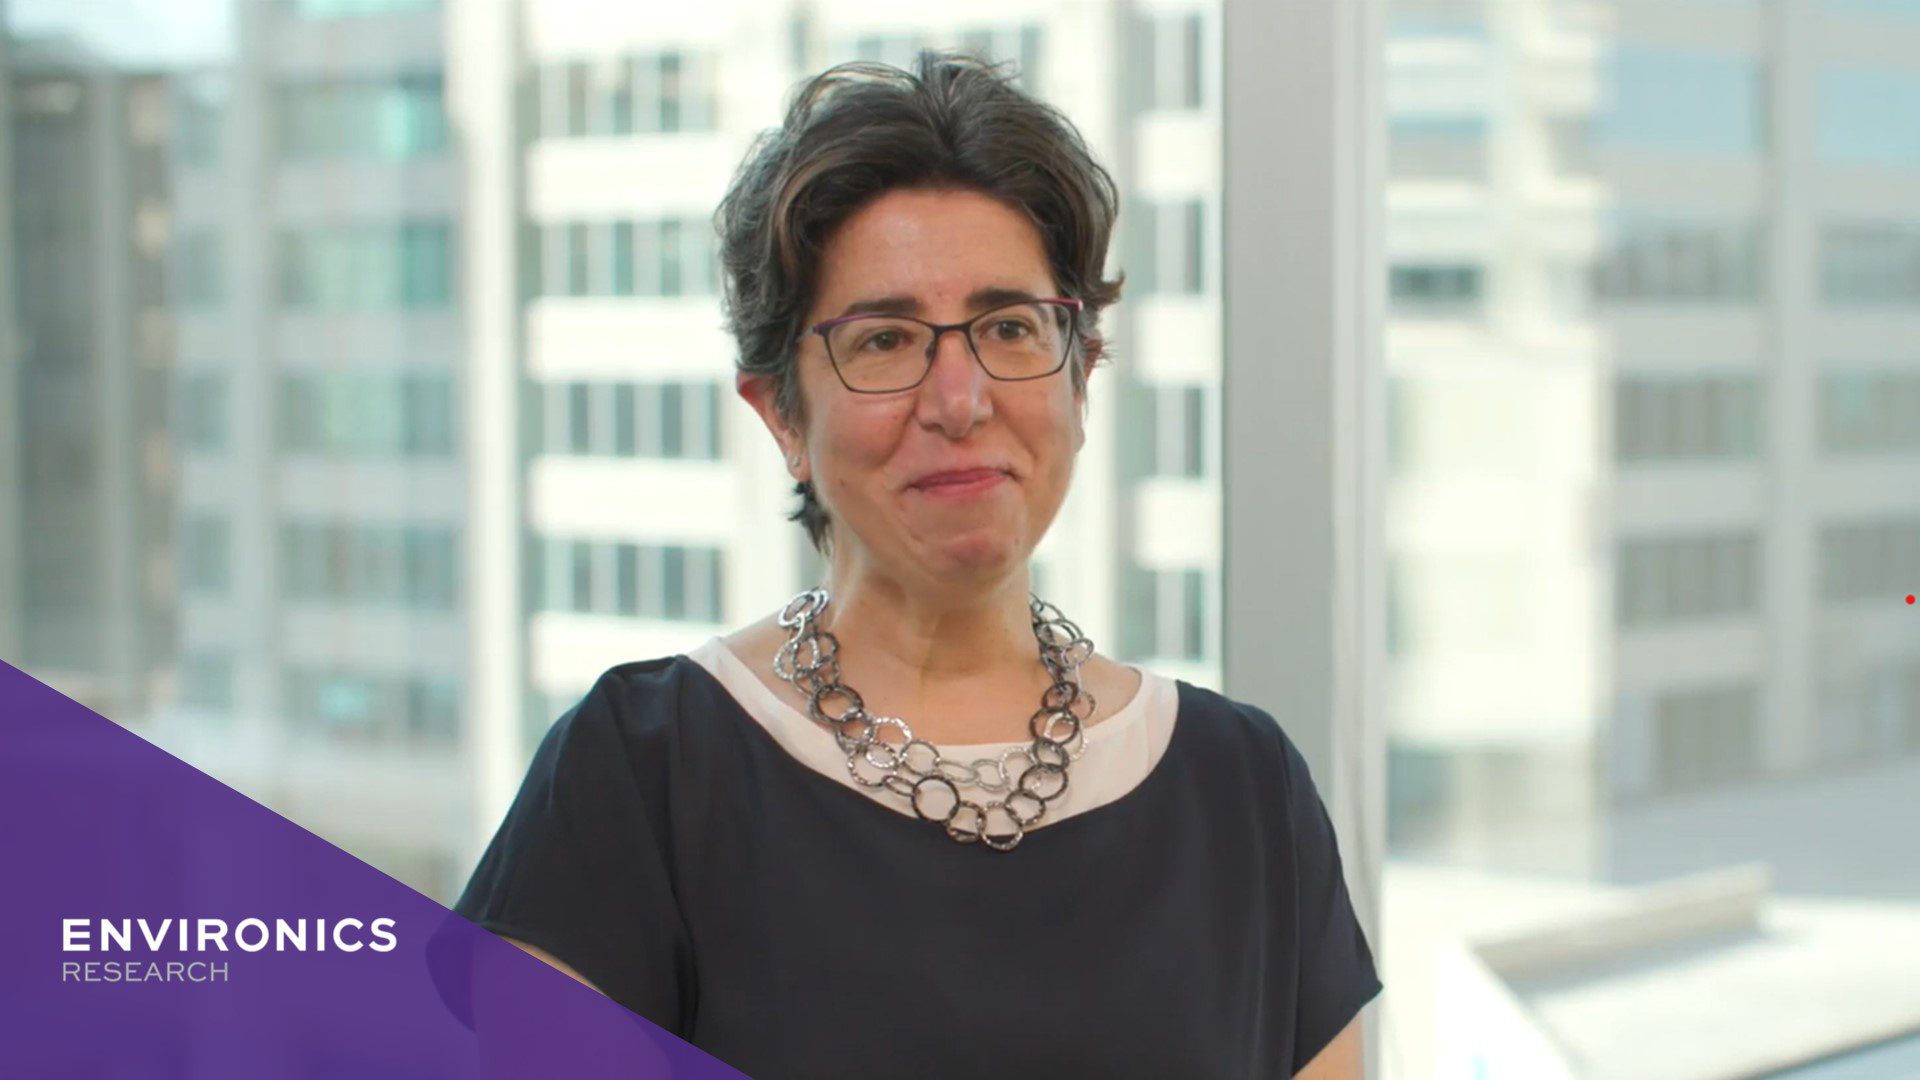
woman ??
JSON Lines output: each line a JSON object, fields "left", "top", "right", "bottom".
{"left": 449, "top": 52, "right": 1381, "bottom": 1078}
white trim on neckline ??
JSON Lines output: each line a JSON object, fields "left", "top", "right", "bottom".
{"left": 685, "top": 635, "right": 1180, "bottom": 828}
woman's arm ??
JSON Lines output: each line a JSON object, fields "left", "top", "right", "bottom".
{"left": 500, "top": 936, "right": 604, "bottom": 993}
{"left": 469, "top": 934, "right": 627, "bottom": 1078}
{"left": 1296, "top": 1013, "right": 1365, "bottom": 1080}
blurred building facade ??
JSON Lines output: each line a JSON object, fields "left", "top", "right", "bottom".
{"left": 4, "top": 35, "right": 176, "bottom": 725}
{"left": 1381, "top": 0, "right": 1920, "bottom": 886}
{"left": 2, "top": 3, "right": 1917, "bottom": 1073}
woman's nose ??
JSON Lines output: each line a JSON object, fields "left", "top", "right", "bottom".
{"left": 917, "top": 327, "right": 992, "bottom": 429}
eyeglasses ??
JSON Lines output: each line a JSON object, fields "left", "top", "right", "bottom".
{"left": 797, "top": 297, "right": 1084, "bottom": 394}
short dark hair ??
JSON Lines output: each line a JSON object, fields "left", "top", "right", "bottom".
{"left": 714, "top": 50, "right": 1125, "bottom": 556}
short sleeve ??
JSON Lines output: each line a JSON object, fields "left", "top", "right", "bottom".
{"left": 1277, "top": 728, "right": 1383, "bottom": 1075}
{"left": 445, "top": 667, "right": 695, "bottom": 1034}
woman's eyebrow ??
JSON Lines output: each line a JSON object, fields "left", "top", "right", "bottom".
{"left": 837, "top": 286, "right": 1041, "bottom": 319}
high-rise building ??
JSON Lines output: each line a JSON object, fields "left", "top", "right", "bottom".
{"left": 4, "top": 34, "right": 175, "bottom": 726}
{"left": 154, "top": 0, "right": 470, "bottom": 894}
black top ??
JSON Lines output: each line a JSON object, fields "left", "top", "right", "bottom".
{"left": 450, "top": 654, "right": 1382, "bottom": 1079}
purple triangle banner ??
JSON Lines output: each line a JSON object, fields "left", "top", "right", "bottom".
{"left": 0, "top": 660, "right": 749, "bottom": 1077}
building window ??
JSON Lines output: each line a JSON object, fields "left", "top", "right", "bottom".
{"left": 1592, "top": 45, "right": 1765, "bottom": 157}
{"left": 180, "top": 514, "right": 230, "bottom": 595}
{"left": 1388, "top": 114, "right": 1488, "bottom": 182}
{"left": 177, "top": 371, "right": 227, "bottom": 452}
{"left": 280, "top": 371, "right": 455, "bottom": 457}
{"left": 1590, "top": 216, "right": 1763, "bottom": 303}
{"left": 1615, "top": 374, "right": 1764, "bottom": 463}
{"left": 278, "top": 221, "right": 452, "bottom": 310}
{"left": 1822, "top": 0, "right": 1920, "bottom": 22}
{"left": 286, "top": 0, "right": 437, "bottom": 17}
{"left": 539, "top": 380, "right": 722, "bottom": 460}
{"left": 1128, "top": 199, "right": 1207, "bottom": 296}
{"left": 282, "top": 666, "right": 460, "bottom": 747}
{"left": 281, "top": 522, "right": 458, "bottom": 609}
{"left": 1147, "top": 384, "right": 1209, "bottom": 478}
{"left": 275, "top": 73, "right": 446, "bottom": 160}
{"left": 1821, "top": 222, "right": 1920, "bottom": 304}
{"left": 1122, "top": 564, "right": 1209, "bottom": 663}
{"left": 1819, "top": 68, "right": 1920, "bottom": 167}
{"left": 1132, "top": 12, "right": 1204, "bottom": 111}
{"left": 1653, "top": 681, "right": 1760, "bottom": 794}
{"left": 172, "top": 74, "right": 225, "bottom": 166}
{"left": 532, "top": 537, "right": 725, "bottom": 622}
{"left": 1821, "top": 370, "right": 1920, "bottom": 455}
{"left": 536, "top": 218, "right": 715, "bottom": 298}
{"left": 1616, "top": 531, "right": 1761, "bottom": 627}
{"left": 178, "top": 652, "right": 234, "bottom": 713}
{"left": 537, "top": 51, "right": 719, "bottom": 138}
{"left": 173, "top": 230, "right": 222, "bottom": 308}
{"left": 1389, "top": 263, "right": 1484, "bottom": 310}
{"left": 1819, "top": 516, "right": 1920, "bottom": 603}
{"left": 958, "top": 24, "right": 1045, "bottom": 91}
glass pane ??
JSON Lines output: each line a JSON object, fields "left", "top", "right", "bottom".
{"left": 8, "top": 0, "right": 1225, "bottom": 914}
{"left": 1383, "top": 4, "right": 1920, "bottom": 1077}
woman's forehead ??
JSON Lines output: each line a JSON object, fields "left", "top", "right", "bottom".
{"left": 813, "top": 190, "right": 1057, "bottom": 315}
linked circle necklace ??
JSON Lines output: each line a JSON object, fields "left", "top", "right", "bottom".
{"left": 771, "top": 586, "right": 1096, "bottom": 852}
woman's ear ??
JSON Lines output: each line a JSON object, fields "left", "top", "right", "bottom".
{"left": 737, "top": 370, "right": 810, "bottom": 481}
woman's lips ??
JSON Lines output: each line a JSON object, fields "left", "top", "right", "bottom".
{"left": 910, "top": 468, "right": 1008, "bottom": 498}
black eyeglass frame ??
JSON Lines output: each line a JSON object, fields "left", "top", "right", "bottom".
{"left": 795, "top": 297, "right": 1085, "bottom": 394}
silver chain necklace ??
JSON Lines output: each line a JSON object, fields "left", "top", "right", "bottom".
{"left": 772, "top": 586, "right": 1097, "bottom": 852}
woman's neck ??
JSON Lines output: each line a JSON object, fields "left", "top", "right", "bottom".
{"left": 816, "top": 566, "right": 1046, "bottom": 704}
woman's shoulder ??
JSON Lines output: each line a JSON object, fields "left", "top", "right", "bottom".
{"left": 536, "top": 654, "right": 713, "bottom": 767}
{"left": 1165, "top": 678, "right": 1293, "bottom": 759}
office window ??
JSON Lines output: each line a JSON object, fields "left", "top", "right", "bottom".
{"left": 540, "top": 380, "right": 723, "bottom": 460}
{"left": 532, "top": 536, "right": 725, "bottom": 622}
{"left": 177, "top": 652, "right": 234, "bottom": 713}
{"left": 1819, "top": 517, "right": 1920, "bottom": 602}
{"left": 172, "top": 74, "right": 225, "bottom": 166}
{"left": 850, "top": 33, "right": 921, "bottom": 69}
{"left": 1590, "top": 216, "right": 1763, "bottom": 302}
{"left": 282, "top": 666, "right": 460, "bottom": 747}
{"left": 1821, "top": 222, "right": 1920, "bottom": 304}
{"left": 278, "top": 220, "right": 452, "bottom": 310}
{"left": 537, "top": 51, "right": 718, "bottom": 138}
{"left": 282, "top": 522, "right": 458, "bottom": 609}
{"left": 1616, "top": 531, "right": 1761, "bottom": 627}
{"left": 958, "top": 24, "right": 1045, "bottom": 91}
{"left": 1615, "top": 374, "right": 1764, "bottom": 462}
{"left": 276, "top": 73, "right": 446, "bottom": 160}
{"left": 1121, "top": 564, "right": 1209, "bottom": 663}
{"left": 287, "top": 0, "right": 437, "bottom": 17}
{"left": 1128, "top": 199, "right": 1207, "bottom": 296}
{"left": 566, "top": 222, "right": 591, "bottom": 297}
{"left": 1132, "top": 12, "right": 1204, "bottom": 111}
{"left": 180, "top": 514, "right": 229, "bottom": 595}
{"left": 177, "top": 372, "right": 227, "bottom": 452}
{"left": 1148, "top": 384, "right": 1209, "bottom": 478}
{"left": 172, "top": 230, "right": 221, "bottom": 308}
{"left": 611, "top": 221, "right": 636, "bottom": 295}
{"left": 536, "top": 218, "right": 714, "bottom": 298}
{"left": 1819, "top": 69, "right": 1920, "bottom": 167}
{"left": 1389, "top": 263, "right": 1483, "bottom": 310}
{"left": 1388, "top": 4, "right": 1488, "bottom": 40}
{"left": 1592, "top": 45, "right": 1764, "bottom": 157}
{"left": 1389, "top": 114, "right": 1488, "bottom": 182}
{"left": 1653, "top": 682, "right": 1761, "bottom": 794}
{"left": 1821, "top": 370, "right": 1920, "bottom": 454}
{"left": 1822, "top": 0, "right": 1920, "bottom": 19}
{"left": 280, "top": 372, "right": 454, "bottom": 457}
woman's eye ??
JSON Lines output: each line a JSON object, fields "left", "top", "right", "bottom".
{"left": 861, "top": 330, "right": 904, "bottom": 352}
{"left": 991, "top": 320, "right": 1031, "bottom": 340}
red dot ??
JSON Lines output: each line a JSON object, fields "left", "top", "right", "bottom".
{"left": 1910, "top": 595, "right": 1917, "bottom": 605}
